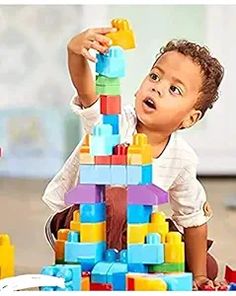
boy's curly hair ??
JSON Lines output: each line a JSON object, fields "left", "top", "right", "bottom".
{"left": 156, "top": 40, "right": 224, "bottom": 118}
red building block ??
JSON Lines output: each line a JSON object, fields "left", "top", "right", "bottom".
{"left": 111, "top": 144, "right": 129, "bottom": 165}
{"left": 82, "top": 271, "right": 91, "bottom": 277}
{"left": 90, "top": 283, "right": 112, "bottom": 291}
{"left": 127, "top": 277, "right": 135, "bottom": 291}
{"left": 95, "top": 155, "right": 111, "bottom": 165}
{"left": 225, "top": 265, "right": 236, "bottom": 283}
{"left": 100, "top": 95, "right": 121, "bottom": 114}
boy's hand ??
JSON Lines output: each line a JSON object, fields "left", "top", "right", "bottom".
{"left": 67, "top": 27, "right": 116, "bottom": 62}
{"left": 193, "top": 276, "right": 228, "bottom": 291}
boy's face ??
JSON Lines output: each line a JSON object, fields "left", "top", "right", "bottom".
{"left": 135, "top": 51, "right": 203, "bottom": 133}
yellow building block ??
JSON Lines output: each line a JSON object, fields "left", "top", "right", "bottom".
{"left": 80, "top": 222, "right": 106, "bottom": 242}
{"left": 79, "top": 134, "right": 95, "bottom": 164}
{"left": 148, "top": 212, "right": 169, "bottom": 243}
{"left": 128, "top": 134, "right": 152, "bottom": 165}
{"left": 106, "top": 18, "right": 135, "bottom": 50}
{"left": 165, "top": 232, "right": 185, "bottom": 263}
{"left": 0, "top": 234, "right": 14, "bottom": 279}
{"left": 81, "top": 276, "right": 90, "bottom": 291}
{"left": 55, "top": 229, "right": 70, "bottom": 263}
{"left": 135, "top": 277, "right": 167, "bottom": 291}
{"left": 127, "top": 224, "right": 148, "bottom": 244}
{"left": 70, "top": 210, "right": 80, "bottom": 232}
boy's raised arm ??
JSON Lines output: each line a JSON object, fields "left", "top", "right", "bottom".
{"left": 67, "top": 28, "right": 115, "bottom": 107}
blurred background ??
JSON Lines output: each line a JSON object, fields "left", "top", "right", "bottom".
{"left": 0, "top": 5, "right": 236, "bottom": 279}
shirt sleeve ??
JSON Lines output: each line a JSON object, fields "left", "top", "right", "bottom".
{"left": 70, "top": 96, "right": 101, "bottom": 134}
{"left": 42, "top": 141, "right": 82, "bottom": 212}
{"left": 169, "top": 163, "right": 213, "bottom": 228}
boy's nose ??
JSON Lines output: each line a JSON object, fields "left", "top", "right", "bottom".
{"left": 151, "top": 86, "right": 162, "bottom": 97}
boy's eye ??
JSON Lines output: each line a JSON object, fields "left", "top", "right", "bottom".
{"left": 170, "top": 85, "right": 182, "bottom": 96}
{"left": 149, "top": 73, "right": 159, "bottom": 81}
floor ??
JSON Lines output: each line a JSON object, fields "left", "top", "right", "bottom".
{"left": 1, "top": 177, "right": 236, "bottom": 280}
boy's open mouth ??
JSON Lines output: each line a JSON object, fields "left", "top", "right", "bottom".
{"left": 143, "top": 97, "right": 156, "bottom": 109}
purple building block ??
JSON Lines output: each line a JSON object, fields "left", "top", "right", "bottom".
{"left": 65, "top": 184, "right": 105, "bottom": 205}
{"left": 127, "top": 184, "right": 168, "bottom": 205}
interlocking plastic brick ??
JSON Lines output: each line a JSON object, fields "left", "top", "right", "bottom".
{"left": 127, "top": 165, "right": 152, "bottom": 185}
{"left": 102, "top": 114, "right": 119, "bottom": 134}
{"left": 111, "top": 165, "right": 127, "bottom": 185}
{"left": 100, "top": 95, "right": 121, "bottom": 115}
{"left": 149, "top": 262, "right": 185, "bottom": 273}
{"left": 111, "top": 144, "right": 129, "bottom": 165}
{"left": 80, "top": 165, "right": 112, "bottom": 185}
{"left": 0, "top": 234, "right": 14, "bottom": 279}
{"left": 96, "top": 46, "right": 125, "bottom": 78}
{"left": 127, "top": 204, "right": 152, "bottom": 224}
{"left": 80, "top": 203, "right": 106, "bottom": 223}
{"left": 65, "top": 184, "right": 105, "bottom": 205}
{"left": 96, "top": 75, "right": 120, "bottom": 95}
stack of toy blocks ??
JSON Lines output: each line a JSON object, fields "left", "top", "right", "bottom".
{"left": 41, "top": 19, "right": 192, "bottom": 291}
{"left": 0, "top": 148, "right": 15, "bottom": 280}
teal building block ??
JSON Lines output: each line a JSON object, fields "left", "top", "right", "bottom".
{"left": 80, "top": 165, "right": 111, "bottom": 185}
{"left": 96, "top": 75, "right": 120, "bottom": 95}
{"left": 127, "top": 204, "right": 152, "bottom": 224}
{"left": 127, "top": 233, "right": 164, "bottom": 264}
{"left": 91, "top": 261, "right": 114, "bottom": 284}
{"left": 80, "top": 202, "right": 106, "bottom": 223}
{"left": 128, "top": 264, "right": 148, "bottom": 273}
{"left": 127, "top": 164, "right": 152, "bottom": 185}
{"left": 90, "top": 124, "right": 120, "bottom": 156}
{"left": 162, "top": 273, "right": 193, "bottom": 291}
{"left": 107, "top": 262, "right": 128, "bottom": 291}
{"left": 41, "top": 264, "right": 81, "bottom": 291}
{"left": 105, "top": 249, "right": 119, "bottom": 262}
{"left": 96, "top": 46, "right": 125, "bottom": 78}
{"left": 102, "top": 114, "right": 119, "bottom": 134}
{"left": 111, "top": 165, "right": 127, "bottom": 185}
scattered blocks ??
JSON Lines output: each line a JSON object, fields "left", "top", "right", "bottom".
{"left": 96, "top": 46, "right": 125, "bottom": 78}
{"left": 41, "top": 264, "right": 82, "bottom": 291}
{"left": 96, "top": 75, "right": 120, "bottom": 95}
{"left": 0, "top": 234, "right": 14, "bottom": 279}
{"left": 106, "top": 18, "right": 135, "bottom": 50}
{"left": 100, "top": 95, "right": 121, "bottom": 115}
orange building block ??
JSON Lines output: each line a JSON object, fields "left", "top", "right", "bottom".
{"left": 79, "top": 134, "right": 94, "bottom": 164}
{"left": 148, "top": 212, "right": 169, "bottom": 243}
{"left": 128, "top": 134, "right": 152, "bottom": 165}
{"left": 55, "top": 229, "right": 70, "bottom": 264}
{"left": 106, "top": 18, "right": 135, "bottom": 50}
{"left": 70, "top": 210, "right": 80, "bottom": 232}
{"left": 81, "top": 276, "right": 90, "bottom": 291}
{"left": 0, "top": 234, "right": 14, "bottom": 279}
{"left": 165, "top": 232, "right": 185, "bottom": 263}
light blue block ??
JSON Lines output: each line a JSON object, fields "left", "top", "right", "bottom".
{"left": 128, "top": 233, "right": 164, "bottom": 264}
{"left": 91, "top": 261, "right": 113, "bottom": 284}
{"left": 41, "top": 264, "right": 81, "bottom": 291}
{"left": 91, "top": 124, "right": 120, "bottom": 156}
{"left": 105, "top": 249, "right": 119, "bottom": 262}
{"left": 111, "top": 165, "right": 127, "bottom": 185}
{"left": 80, "top": 203, "right": 106, "bottom": 223}
{"left": 80, "top": 165, "right": 111, "bottom": 185}
{"left": 127, "top": 205, "right": 152, "bottom": 224}
{"left": 127, "top": 165, "right": 152, "bottom": 185}
{"left": 107, "top": 262, "right": 128, "bottom": 291}
{"left": 96, "top": 46, "right": 125, "bottom": 78}
{"left": 102, "top": 114, "right": 119, "bottom": 134}
{"left": 162, "top": 273, "right": 193, "bottom": 291}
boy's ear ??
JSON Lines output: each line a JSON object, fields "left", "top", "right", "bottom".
{"left": 180, "top": 109, "right": 202, "bottom": 129}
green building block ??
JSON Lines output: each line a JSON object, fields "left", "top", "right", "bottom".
{"left": 149, "top": 262, "right": 185, "bottom": 273}
{"left": 96, "top": 75, "right": 120, "bottom": 95}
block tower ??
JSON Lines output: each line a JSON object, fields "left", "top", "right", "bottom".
{"left": 0, "top": 148, "right": 15, "bottom": 280}
{"left": 41, "top": 19, "right": 192, "bottom": 291}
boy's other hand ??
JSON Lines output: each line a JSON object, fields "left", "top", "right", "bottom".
{"left": 67, "top": 27, "right": 116, "bottom": 62}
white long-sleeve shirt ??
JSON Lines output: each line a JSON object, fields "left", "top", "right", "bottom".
{"left": 42, "top": 97, "right": 212, "bottom": 229}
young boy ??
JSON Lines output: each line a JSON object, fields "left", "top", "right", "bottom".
{"left": 42, "top": 27, "right": 225, "bottom": 290}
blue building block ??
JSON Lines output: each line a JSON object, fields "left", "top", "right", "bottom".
{"left": 91, "top": 261, "right": 114, "bottom": 283}
{"left": 80, "top": 202, "right": 106, "bottom": 223}
{"left": 128, "top": 263, "right": 148, "bottom": 273}
{"left": 80, "top": 165, "right": 111, "bottom": 185}
{"left": 90, "top": 124, "right": 120, "bottom": 156}
{"left": 111, "top": 165, "right": 127, "bottom": 185}
{"left": 107, "top": 262, "right": 128, "bottom": 291}
{"left": 162, "top": 273, "right": 193, "bottom": 291}
{"left": 40, "top": 264, "right": 81, "bottom": 291}
{"left": 127, "top": 165, "right": 152, "bottom": 185}
{"left": 96, "top": 46, "right": 125, "bottom": 78}
{"left": 229, "top": 283, "right": 236, "bottom": 290}
{"left": 127, "top": 233, "right": 164, "bottom": 264}
{"left": 105, "top": 249, "right": 119, "bottom": 262}
{"left": 127, "top": 204, "right": 152, "bottom": 224}
{"left": 64, "top": 231, "right": 106, "bottom": 271}
{"left": 102, "top": 114, "right": 119, "bottom": 134}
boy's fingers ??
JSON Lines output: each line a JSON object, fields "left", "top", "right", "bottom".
{"left": 91, "top": 41, "right": 109, "bottom": 54}
{"left": 94, "top": 34, "right": 112, "bottom": 46}
{"left": 81, "top": 48, "right": 96, "bottom": 62}
{"left": 93, "top": 27, "right": 117, "bottom": 35}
